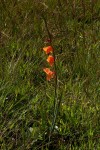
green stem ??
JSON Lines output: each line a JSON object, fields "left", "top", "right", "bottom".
{"left": 42, "top": 15, "right": 58, "bottom": 138}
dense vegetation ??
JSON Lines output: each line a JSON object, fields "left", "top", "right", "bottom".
{"left": 0, "top": 0, "right": 100, "bottom": 149}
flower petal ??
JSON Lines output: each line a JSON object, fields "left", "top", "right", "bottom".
{"left": 43, "top": 46, "right": 53, "bottom": 54}
{"left": 47, "top": 55, "right": 54, "bottom": 66}
{"left": 43, "top": 68, "right": 55, "bottom": 81}
{"left": 43, "top": 68, "right": 51, "bottom": 74}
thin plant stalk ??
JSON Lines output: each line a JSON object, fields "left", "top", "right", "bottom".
{"left": 50, "top": 46, "right": 58, "bottom": 133}
{"left": 42, "top": 15, "right": 58, "bottom": 136}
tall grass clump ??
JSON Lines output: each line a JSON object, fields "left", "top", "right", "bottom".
{"left": 0, "top": 0, "right": 100, "bottom": 149}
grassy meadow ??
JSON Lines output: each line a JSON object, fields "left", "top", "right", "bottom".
{"left": 0, "top": 0, "right": 100, "bottom": 149}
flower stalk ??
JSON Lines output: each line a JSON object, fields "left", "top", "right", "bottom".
{"left": 43, "top": 44, "right": 58, "bottom": 140}
{"left": 42, "top": 16, "right": 58, "bottom": 139}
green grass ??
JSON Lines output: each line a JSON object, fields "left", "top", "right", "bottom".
{"left": 0, "top": 0, "right": 100, "bottom": 149}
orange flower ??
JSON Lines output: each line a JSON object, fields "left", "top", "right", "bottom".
{"left": 43, "top": 46, "right": 53, "bottom": 54}
{"left": 43, "top": 68, "right": 55, "bottom": 81}
{"left": 47, "top": 55, "right": 54, "bottom": 66}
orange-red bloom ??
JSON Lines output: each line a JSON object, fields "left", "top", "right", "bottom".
{"left": 43, "top": 46, "right": 53, "bottom": 54}
{"left": 43, "top": 68, "right": 55, "bottom": 81}
{"left": 47, "top": 55, "right": 54, "bottom": 66}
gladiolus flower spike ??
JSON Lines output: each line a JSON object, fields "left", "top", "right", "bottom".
{"left": 43, "top": 46, "right": 53, "bottom": 54}
{"left": 47, "top": 55, "right": 54, "bottom": 66}
{"left": 43, "top": 68, "right": 55, "bottom": 81}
